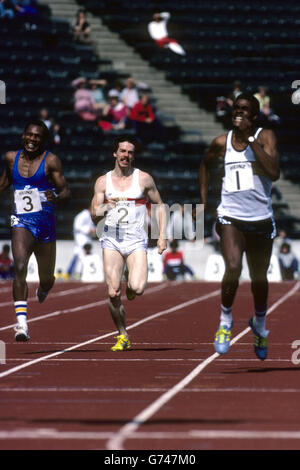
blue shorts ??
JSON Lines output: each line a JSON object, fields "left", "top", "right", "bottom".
{"left": 11, "top": 212, "right": 57, "bottom": 243}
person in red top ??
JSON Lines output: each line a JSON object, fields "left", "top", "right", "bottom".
{"left": 163, "top": 240, "right": 194, "bottom": 280}
{"left": 130, "top": 93, "right": 161, "bottom": 143}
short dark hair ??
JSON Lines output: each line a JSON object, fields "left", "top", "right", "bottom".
{"left": 112, "top": 135, "right": 140, "bottom": 154}
{"left": 24, "top": 120, "right": 50, "bottom": 142}
{"left": 234, "top": 93, "right": 260, "bottom": 118}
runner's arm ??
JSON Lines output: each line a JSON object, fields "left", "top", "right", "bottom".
{"left": 250, "top": 129, "right": 280, "bottom": 181}
{"left": 90, "top": 175, "right": 117, "bottom": 225}
{"left": 46, "top": 153, "right": 71, "bottom": 202}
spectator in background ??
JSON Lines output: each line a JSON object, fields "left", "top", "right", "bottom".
{"left": 72, "top": 8, "right": 91, "bottom": 43}
{"left": 0, "top": 0, "right": 15, "bottom": 19}
{"left": 39, "top": 108, "right": 63, "bottom": 147}
{"left": 0, "top": 244, "right": 14, "bottom": 280}
{"left": 89, "top": 79, "right": 107, "bottom": 112}
{"left": 71, "top": 77, "right": 98, "bottom": 122}
{"left": 278, "top": 242, "right": 299, "bottom": 280}
{"left": 163, "top": 240, "right": 194, "bottom": 280}
{"left": 148, "top": 12, "right": 186, "bottom": 56}
{"left": 130, "top": 93, "right": 160, "bottom": 142}
{"left": 254, "top": 86, "right": 280, "bottom": 125}
{"left": 39, "top": 108, "right": 53, "bottom": 130}
{"left": 100, "top": 92, "right": 128, "bottom": 131}
{"left": 120, "top": 77, "right": 140, "bottom": 110}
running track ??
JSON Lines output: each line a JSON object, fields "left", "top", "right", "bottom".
{"left": 0, "top": 280, "right": 299, "bottom": 450}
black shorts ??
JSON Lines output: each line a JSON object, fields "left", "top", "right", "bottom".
{"left": 216, "top": 215, "right": 276, "bottom": 240}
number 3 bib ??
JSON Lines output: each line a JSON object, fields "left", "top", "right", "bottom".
{"left": 14, "top": 188, "right": 42, "bottom": 214}
{"left": 224, "top": 162, "right": 254, "bottom": 192}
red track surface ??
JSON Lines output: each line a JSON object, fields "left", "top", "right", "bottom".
{"left": 0, "top": 280, "right": 299, "bottom": 450}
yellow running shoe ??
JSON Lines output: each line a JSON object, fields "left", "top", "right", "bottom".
{"left": 111, "top": 334, "right": 131, "bottom": 351}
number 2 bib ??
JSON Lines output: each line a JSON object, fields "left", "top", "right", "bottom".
{"left": 224, "top": 162, "right": 254, "bottom": 192}
{"left": 14, "top": 188, "right": 42, "bottom": 214}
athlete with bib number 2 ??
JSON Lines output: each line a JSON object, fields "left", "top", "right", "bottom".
{"left": 91, "top": 136, "right": 167, "bottom": 351}
{"left": 199, "top": 93, "right": 280, "bottom": 360}
{"left": 0, "top": 120, "right": 70, "bottom": 342}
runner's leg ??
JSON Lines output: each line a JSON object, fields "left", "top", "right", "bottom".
{"left": 103, "top": 249, "right": 127, "bottom": 336}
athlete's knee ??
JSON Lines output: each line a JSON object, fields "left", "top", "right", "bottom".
{"left": 128, "top": 280, "right": 146, "bottom": 296}
{"left": 108, "top": 287, "right": 121, "bottom": 306}
{"left": 224, "top": 260, "right": 242, "bottom": 280}
{"left": 14, "top": 259, "right": 28, "bottom": 279}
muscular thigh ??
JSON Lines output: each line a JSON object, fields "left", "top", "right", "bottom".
{"left": 11, "top": 227, "right": 35, "bottom": 267}
{"left": 34, "top": 241, "right": 56, "bottom": 276}
{"left": 246, "top": 236, "right": 273, "bottom": 278}
{"left": 126, "top": 250, "right": 148, "bottom": 290}
{"left": 103, "top": 249, "right": 125, "bottom": 292}
{"left": 219, "top": 224, "right": 245, "bottom": 269}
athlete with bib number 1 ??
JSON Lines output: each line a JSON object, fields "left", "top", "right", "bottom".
{"left": 0, "top": 120, "right": 70, "bottom": 342}
{"left": 199, "top": 93, "right": 280, "bottom": 360}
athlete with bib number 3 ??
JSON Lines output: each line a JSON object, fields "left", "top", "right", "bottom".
{"left": 0, "top": 120, "right": 70, "bottom": 342}
{"left": 199, "top": 93, "right": 280, "bottom": 360}
{"left": 91, "top": 136, "right": 167, "bottom": 351}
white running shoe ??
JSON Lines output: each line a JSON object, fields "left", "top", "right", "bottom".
{"left": 14, "top": 325, "right": 30, "bottom": 342}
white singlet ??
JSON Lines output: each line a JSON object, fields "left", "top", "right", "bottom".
{"left": 217, "top": 128, "right": 273, "bottom": 222}
{"left": 100, "top": 168, "right": 148, "bottom": 256}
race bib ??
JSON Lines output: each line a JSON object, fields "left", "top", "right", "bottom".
{"left": 224, "top": 162, "right": 254, "bottom": 192}
{"left": 113, "top": 200, "right": 136, "bottom": 226}
{"left": 14, "top": 188, "right": 42, "bottom": 214}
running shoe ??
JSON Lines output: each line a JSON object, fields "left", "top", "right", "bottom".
{"left": 214, "top": 323, "right": 233, "bottom": 355}
{"left": 248, "top": 317, "right": 268, "bottom": 360}
{"left": 14, "top": 325, "right": 30, "bottom": 342}
{"left": 111, "top": 334, "right": 131, "bottom": 352}
{"left": 36, "top": 287, "right": 49, "bottom": 303}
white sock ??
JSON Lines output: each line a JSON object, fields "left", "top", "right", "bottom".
{"left": 254, "top": 315, "right": 269, "bottom": 337}
{"left": 254, "top": 304, "right": 269, "bottom": 337}
{"left": 15, "top": 301, "right": 28, "bottom": 329}
{"left": 220, "top": 304, "right": 233, "bottom": 328}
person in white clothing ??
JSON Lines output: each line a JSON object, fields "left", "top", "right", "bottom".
{"left": 199, "top": 93, "right": 280, "bottom": 361}
{"left": 67, "top": 208, "right": 96, "bottom": 277}
{"left": 91, "top": 135, "right": 167, "bottom": 351}
{"left": 148, "top": 12, "right": 186, "bottom": 56}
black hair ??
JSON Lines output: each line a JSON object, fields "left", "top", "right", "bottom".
{"left": 112, "top": 135, "right": 140, "bottom": 154}
{"left": 234, "top": 92, "right": 260, "bottom": 118}
{"left": 23, "top": 120, "right": 50, "bottom": 142}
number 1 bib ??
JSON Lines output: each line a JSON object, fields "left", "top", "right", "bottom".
{"left": 224, "top": 162, "right": 254, "bottom": 192}
{"left": 14, "top": 188, "right": 42, "bottom": 214}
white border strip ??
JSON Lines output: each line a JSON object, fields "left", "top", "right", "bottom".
{"left": 107, "top": 281, "right": 300, "bottom": 450}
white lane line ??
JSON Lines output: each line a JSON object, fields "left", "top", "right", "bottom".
{"left": 0, "top": 283, "right": 169, "bottom": 332}
{"left": 106, "top": 281, "right": 300, "bottom": 450}
{"left": 0, "top": 288, "right": 220, "bottom": 380}
{"left": 1, "top": 387, "right": 299, "bottom": 394}
{"left": 0, "top": 429, "right": 300, "bottom": 441}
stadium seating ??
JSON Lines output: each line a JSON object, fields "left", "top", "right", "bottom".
{"left": 77, "top": 0, "right": 300, "bottom": 237}
{"left": 1, "top": 0, "right": 300, "bottom": 240}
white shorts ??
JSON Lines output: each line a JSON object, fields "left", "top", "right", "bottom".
{"left": 101, "top": 236, "right": 148, "bottom": 257}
